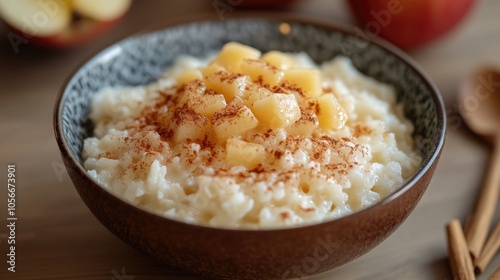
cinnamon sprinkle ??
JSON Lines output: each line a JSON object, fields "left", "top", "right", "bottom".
{"left": 120, "top": 66, "right": 363, "bottom": 186}
{"left": 214, "top": 71, "right": 245, "bottom": 83}
{"left": 212, "top": 104, "right": 245, "bottom": 126}
{"left": 280, "top": 212, "right": 290, "bottom": 220}
{"left": 353, "top": 124, "right": 373, "bottom": 138}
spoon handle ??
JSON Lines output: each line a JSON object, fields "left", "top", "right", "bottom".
{"left": 465, "top": 136, "right": 500, "bottom": 259}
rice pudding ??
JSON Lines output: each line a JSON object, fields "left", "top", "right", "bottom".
{"left": 82, "top": 42, "right": 421, "bottom": 229}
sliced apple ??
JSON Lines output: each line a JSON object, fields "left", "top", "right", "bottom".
{"left": 72, "top": 0, "right": 132, "bottom": 21}
{"left": 0, "top": 0, "right": 130, "bottom": 49}
{"left": 27, "top": 19, "right": 121, "bottom": 49}
{"left": 0, "top": 0, "right": 72, "bottom": 36}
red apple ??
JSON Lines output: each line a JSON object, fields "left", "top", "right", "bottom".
{"left": 347, "top": 0, "right": 476, "bottom": 50}
{"left": 0, "top": 0, "right": 131, "bottom": 50}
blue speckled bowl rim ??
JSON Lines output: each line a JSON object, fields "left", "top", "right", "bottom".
{"left": 54, "top": 12, "right": 446, "bottom": 233}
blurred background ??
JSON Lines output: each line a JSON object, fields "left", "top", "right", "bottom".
{"left": 1, "top": 0, "right": 499, "bottom": 279}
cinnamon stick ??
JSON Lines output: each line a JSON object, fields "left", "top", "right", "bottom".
{"left": 475, "top": 219, "right": 500, "bottom": 274}
{"left": 447, "top": 219, "right": 476, "bottom": 280}
{"left": 465, "top": 137, "right": 500, "bottom": 259}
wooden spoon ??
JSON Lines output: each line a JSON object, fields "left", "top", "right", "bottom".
{"left": 458, "top": 67, "right": 500, "bottom": 260}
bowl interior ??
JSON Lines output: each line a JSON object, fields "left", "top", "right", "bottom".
{"left": 57, "top": 16, "right": 444, "bottom": 203}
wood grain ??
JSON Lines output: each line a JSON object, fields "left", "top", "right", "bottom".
{"left": 1, "top": 0, "right": 500, "bottom": 279}
{"left": 490, "top": 267, "right": 500, "bottom": 280}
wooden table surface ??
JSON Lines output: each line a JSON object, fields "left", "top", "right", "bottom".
{"left": 1, "top": 0, "right": 499, "bottom": 279}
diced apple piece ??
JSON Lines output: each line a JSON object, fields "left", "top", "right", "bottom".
{"left": 170, "top": 108, "right": 209, "bottom": 143}
{"left": 72, "top": 0, "right": 131, "bottom": 21}
{"left": 174, "top": 121, "right": 208, "bottom": 143}
{"left": 228, "top": 96, "right": 245, "bottom": 106}
{"left": 285, "top": 107, "right": 319, "bottom": 136}
{"left": 240, "top": 59, "right": 284, "bottom": 86}
{"left": 252, "top": 93, "right": 301, "bottom": 128}
{"left": 176, "top": 69, "right": 202, "bottom": 86}
{"left": 187, "top": 90, "right": 227, "bottom": 118}
{"left": 212, "top": 104, "right": 258, "bottom": 140}
{"left": 201, "top": 62, "right": 225, "bottom": 78}
{"left": 215, "top": 42, "right": 261, "bottom": 72}
{"left": 284, "top": 68, "right": 322, "bottom": 98}
{"left": 175, "top": 80, "right": 204, "bottom": 107}
{"left": 0, "top": 0, "right": 72, "bottom": 36}
{"left": 242, "top": 83, "right": 272, "bottom": 107}
{"left": 316, "top": 94, "right": 348, "bottom": 130}
{"left": 226, "top": 138, "right": 266, "bottom": 169}
{"left": 262, "top": 51, "right": 297, "bottom": 70}
{"left": 205, "top": 71, "right": 248, "bottom": 101}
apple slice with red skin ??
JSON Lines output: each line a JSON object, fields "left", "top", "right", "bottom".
{"left": 0, "top": 0, "right": 131, "bottom": 49}
{"left": 22, "top": 17, "right": 124, "bottom": 49}
{"left": 0, "top": 0, "right": 72, "bottom": 36}
{"left": 347, "top": 0, "right": 476, "bottom": 50}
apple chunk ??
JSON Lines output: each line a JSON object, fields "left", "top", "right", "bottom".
{"left": 0, "top": 0, "right": 72, "bottom": 36}
{"left": 262, "top": 51, "right": 297, "bottom": 70}
{"left": 316, "top": 94, "right": 348, "bottom": 131}
{"left": 284, "top": 68, "right": 323, "bottom": 98}
{"left": 72, "top": 0, "right": 132, "bottom": 21}
{"left": 211, "top": 104, "right": 258, "bottom": 141}
{"left": 252, "top": 93, "right": 301, "bottom": 128}
{"left": 215, "top": 42, "right": 261, "bottom": 73}
{"left": 169, "top": 107, "right": 210, "bottom": 143}
{"left": 205, "top": 71, "right": 249, "bottom": 102}
{"left": 226, "top": 138, "right": 266, "bottom": 169}
{"left": 286, "top": 107, "right": 319, "bottom": 136}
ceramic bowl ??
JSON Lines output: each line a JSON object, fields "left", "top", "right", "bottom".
{"left": 54, "top": 14, "right": 446, "bottom": 279}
